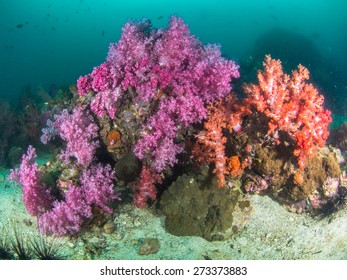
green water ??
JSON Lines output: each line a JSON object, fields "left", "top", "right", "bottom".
{"left": 0, "top": 0, "right": 346, "bottom": 113}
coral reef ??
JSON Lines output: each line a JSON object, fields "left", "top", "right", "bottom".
{"left": 7, "top": 16, "right": 346, "bottom": 240}
{"left": 9, "top": 16, "right": 240, "bottom": 236}
{"left": 74, "top": 16, "right": 239, "bottom": 205}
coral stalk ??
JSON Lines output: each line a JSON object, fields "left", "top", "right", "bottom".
{"left": 131, "top": 165, "right": 162, "bottom": 208}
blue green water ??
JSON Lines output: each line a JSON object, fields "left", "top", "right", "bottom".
{"left": 0, "top": 0, "right": 346, "bottom": 114}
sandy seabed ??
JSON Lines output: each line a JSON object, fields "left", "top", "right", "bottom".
{"left": 0, "top": 166, "right": 346, "bottom": 260}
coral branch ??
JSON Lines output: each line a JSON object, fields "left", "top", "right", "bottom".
{"left": 51, "top": 106, "right": 99, "bottom": 166}
{"left": 81, "top": 163, "right": 121, "bottom": 213}
{"left": 8, "top": 146, "right": 52, "bottom": 216}
{"left": 194, "top": 95, "right": 246, "bottom": 187}
{"left": 38, "top": 185, "right": 92, "bottom": 236}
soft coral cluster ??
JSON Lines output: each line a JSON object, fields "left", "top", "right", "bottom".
{"left": 9, "top": 146, "right": 119, "bottom": 236}
{"left": 77, "top": 16, "right": 239, "bottom": 173}
{"left": 195, "top": 55, "right": 332, "bottom": 186}
{"left": 10, "top": 16, "right": 240, "bottom": 236}
{"left": 243, "top": 55, "right": 331, "bottom": 169}
{"left": 10, "top": 15, "right": 335, "bottom": 237}
{"left": 39, "top": 163, "right": 119, "bottom": 236}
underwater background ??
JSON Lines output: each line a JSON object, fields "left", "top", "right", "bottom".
{"left": 1, "top": 0, "right": 346, "bottom": 114}
{"left": 0, "top": 0, "right": 347, "bottom": 261}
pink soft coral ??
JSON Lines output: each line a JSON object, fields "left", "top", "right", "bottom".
{"left": 76, "top": 16, "right": 239, "bottom": 173}
{"left": 38, "top": 163, "right": 120, "bottom": 236}
{"left": 51, "top": 106, "right": 99, "bottom": 166}
{"left": 38, "top": 185, "right": 92, "bottom": 236}
{"left": 81, "top": 163, "right": 121, "bottom": 213}
{"left": 8, "top": 146, "right": 52, "bottom": 216}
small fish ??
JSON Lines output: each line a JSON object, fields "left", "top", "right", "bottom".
{"left": 270, "top": 14, "right": 278, "bottom": 20}
{"left": 51, "top": 27, "right": 55, "bottom": 31}
{"left": 102, "top": 30, "right": 105, "bottom": 36}
{"left": 157, "top": 16, "right": 163, "bottom": 20}
{"left": 16, "top": 23, "right": 23, "bottom": 28}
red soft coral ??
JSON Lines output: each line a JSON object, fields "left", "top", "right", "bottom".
{"left": 243, "top": 55, "right": 331, "bottom": 169}
{"left": 131, "top": 165, "right": 162, "bottom": 208}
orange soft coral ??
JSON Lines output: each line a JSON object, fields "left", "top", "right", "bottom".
{"left": 194, "top": 94, "right": 247, "bottom": 187}
{"left": 243, "top": 55, "right": 331, "bottom": 169}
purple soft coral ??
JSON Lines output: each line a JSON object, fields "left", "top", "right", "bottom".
{"left": 38, "top": 185, "right": 92, "bottom": 236}
{"left": 80, "top": 163, "right": 121, "bottom": 213}
{"left": 77, "top": 16, "right": 239, "bottom": 174}
{"left": 8, "top": 146, "right": 52, "bottom": 216}
{"left": 133, "top": 108, "right": 182, "bottom": 172}
{"left": 38, "top": 163, "right": 119, "bottom": 236}
{"left": 52, "top": 106, "right": 99, "bottom": 166}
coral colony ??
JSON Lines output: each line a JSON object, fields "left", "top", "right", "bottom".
{"left": 194, "top": 55, "right": 332, "bottom": 187}
{"left": 9, "top": 16, "right": 345, "bottom": 238}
